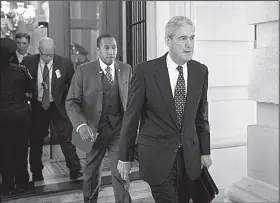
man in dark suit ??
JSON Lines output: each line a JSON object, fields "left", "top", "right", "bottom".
{"left": 0, "top": 38, "right": 32, "bottom": 195}
{"left": 117, "top": 16, "right": 212, "bottom": 203}
{"left": 10, "top": 32, "right": 31, "bottom": 64}
{"left": 21, "top": 37, "right": 82, "bottom": 181}
{"left": 65, "top": 33, "right": 132, "bottom": 203}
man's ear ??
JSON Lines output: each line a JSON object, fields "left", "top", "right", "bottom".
{"left": 165, "top": 36, "right": 170, "bottom": 47}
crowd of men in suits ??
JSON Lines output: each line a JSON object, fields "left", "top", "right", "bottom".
{"left": 0, "top": 15, "right": 215, "bottom": 203}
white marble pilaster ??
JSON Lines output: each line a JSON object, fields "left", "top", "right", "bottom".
{"left": 224, "top": 1, "right": 279, "bottom": 202}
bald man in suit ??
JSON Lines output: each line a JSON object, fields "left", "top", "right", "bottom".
{"left": 22, "top": 37, "right": 82, "bottom": 182}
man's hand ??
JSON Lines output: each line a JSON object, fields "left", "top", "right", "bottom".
{"left": 201, "top": 155, "right": 212, "bottom": 169}
{"left": 117, "top": 161, "right": 132, "bottom": 182}
{"left": 78, "top": 125, "right": 98, "bottom": 143}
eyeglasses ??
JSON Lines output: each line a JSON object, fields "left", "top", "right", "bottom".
{"left": 39, "top": 49, "right": 54, "bottom": 58}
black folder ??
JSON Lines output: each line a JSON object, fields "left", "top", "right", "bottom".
{"left": 71, "top": 130, "right": 94, "bottom": 153}
{"left": 193, "top": 166, "right": 219, "bottom": 202}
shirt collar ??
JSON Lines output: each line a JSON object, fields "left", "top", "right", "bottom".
{"left": 16, "top": 50, "right": 28, "bottom": 57}
{"left": 39, "top": 58, "right": 53, "bottom": 68}
{"left": 166, "top": 53, "right": 187, "bottom": 70}
{"left": 99, "top": 58, "right": 115, "bottom": 72}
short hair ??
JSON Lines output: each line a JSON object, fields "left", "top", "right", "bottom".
{"left": 15, "top": 32, "right": 31, "bottom": 43}
{"left": 97, "top": 33, "right": 115, "bottom": 48}
{"left": 165, "top": 16, "right": 195, "bottom": 39}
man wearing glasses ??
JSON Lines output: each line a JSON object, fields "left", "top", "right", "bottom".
{"left": 21, "top": 37, "right": 82, "bottom": 182}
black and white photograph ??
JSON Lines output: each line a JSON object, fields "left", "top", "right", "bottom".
{"left": 0, "top": 1, "right": 279, "bottom": 203}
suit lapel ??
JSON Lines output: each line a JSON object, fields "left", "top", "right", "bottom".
{"left": 181, "top": 60, "right": 200, "bottom": 133}
{"left": 154, "top": 56, "right": 180, "bottom": 131}
{"left": 31, "top": 55, "right": 40, "bottom": 81}
{"left": 32, "top": 55, "right": 40, "bottom": 98}
{"left": 115, "top": 61, "right": 125, "bottom": 107}
{"left": 93, "top": 60, "right": 103, "bottom": 97}
{"left": 14, "top": 55, "right": 20, "bottom": 64}
{"left": 51, "top": 56, "right": 59, "bottom": 90}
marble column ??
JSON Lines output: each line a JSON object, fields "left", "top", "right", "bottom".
{"left": 224, "top": 1, "right": 279, "bottom": 202}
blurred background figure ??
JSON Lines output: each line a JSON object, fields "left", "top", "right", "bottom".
{"left": 0, "top": 38, "right": 33, "bottom": 196}
{"left": 71, "top": 43, "right": 90, "bottom": 69}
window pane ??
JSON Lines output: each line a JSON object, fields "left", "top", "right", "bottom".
{"left": 69, "top": 1, "right": 102, "bottom": 68}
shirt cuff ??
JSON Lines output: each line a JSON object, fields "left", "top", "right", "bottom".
{"left": 118, "top": 160, "right": 131, "bottom": 164}
{"left": 76, "top": 123, "right": 87, "bottom": 133}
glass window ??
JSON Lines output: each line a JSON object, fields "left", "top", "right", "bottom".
{"left": 69, "top": 1, "right": 102, "bottom": 69}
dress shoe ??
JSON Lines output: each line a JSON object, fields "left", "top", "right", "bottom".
{"left": 15, "top": 187, "right": 25, "bottom": 193}
{"left": 2, "top": 189, "right": 16, "bottom": 196}
{"left": 0, "top": 184, "right": 15, "bottom": 196}
{"left": 32, "top": 173, "right": 44, "bottom": 181}
{"left": 15, "top": 182, "right": 31, "bottom": 193}
{"left": 70, "top": 171, "right": 83, "bottom": 180}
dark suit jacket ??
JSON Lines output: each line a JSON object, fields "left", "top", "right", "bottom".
{"left": 0, "top": 63, "right": 32, "bottom": 126}
{"left": 119, "top": 53, "right": 210, "bottom": 185}
{"left": 65, "top": 59, "right": 132, "bottom": 139}
{"left": 21, "top": 54, "right": 74, "bottom": 118}
{"left": 10, "top": 52, "right": 30, "bottom": 65}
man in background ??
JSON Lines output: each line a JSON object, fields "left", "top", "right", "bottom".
{"left": 0, "top": 38, "right": 32, "bottom": 195}
{"left": 11, "top": 32, "right": 31, "bottom": 64}
{"left": 66, "top": 33, "right": 132, "bottom": 203}
{"left": 22, "top": 37, "right": 82, "bottom": 182}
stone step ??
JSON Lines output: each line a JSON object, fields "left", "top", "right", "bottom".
{"left": 3, "top": 180, "right": 225, "bottom": 203}
{"left": 1, "top": 165, "right": 140, "bottom": 202}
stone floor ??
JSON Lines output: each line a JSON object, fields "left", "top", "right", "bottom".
{"left": 4, "top": 180, "right": 225, "bottom": 203}
{"left": 1, "top": 142, "right": 246, "bottom": 203}
{"left": 1, "top": 145, "right": 139, "bottom": 202}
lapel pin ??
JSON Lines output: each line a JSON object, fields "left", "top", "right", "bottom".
{"left": 118, "top": 69, "right": 120, "bottom": 72}
{"left": 99, "top": 71, "right": 103, "bottom": 74}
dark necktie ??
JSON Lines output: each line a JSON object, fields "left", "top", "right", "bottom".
{"left": 105, "top": 66, "right": 113, "bottom": 86}
{"left": 42, "top": 63, "right": 50, "bottom": 110}
{"left": 174, "top": 66, "right": 186, "bottom": 129}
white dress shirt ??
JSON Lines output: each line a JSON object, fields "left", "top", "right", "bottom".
{"left": 16, "top": 50, "right": 28, "bottom": 63}
{"left": 99, "top": 58, "right": 115, "bottom": 81}
{"left": 76, "top": 58, "right": 116, "bottom": 133}
{"left": 37, "top": 59, "right": 54, "bottom": 102}
{"left": 166, "top": 53, "right": 188, "bottom": 96}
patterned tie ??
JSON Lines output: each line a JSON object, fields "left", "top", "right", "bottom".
{"left": 174, "top": 66, "right": 186, "bottom": 147}
{"left": 174, "top": 66, "right": 186, "bottom": 128}
{"left": 42, "top": 63, "right": 50, "bottom": 110}
{"left": 105, "top": 66, "right": 114, "bottom": 86}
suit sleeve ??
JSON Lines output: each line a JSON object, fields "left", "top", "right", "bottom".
{"left": 119, "top": 64, "right": 146, "bottom": 162}
{"left": 21, "top": 66, "right": 33, "bottom": 93}
{"left": 20, "top": 59, "right": 33, "bottom": 94}
{"left": 195, "top": 66, "right": 211, "bottom": 155}
{"left": 65, "top": 66, "right": 87, "bottom": 131}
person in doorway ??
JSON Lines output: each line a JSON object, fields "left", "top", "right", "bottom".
{"left": 21, "top": 37, "right": 82, "bottom": 182}
{"left": 0, "top": 38, "right": 32, "bottom": 195}
{"left": 117, "top": 16, "right": 212, "bottom": 203}
{"left": 65, "top": 33, "right": 132, "bottom": 203}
